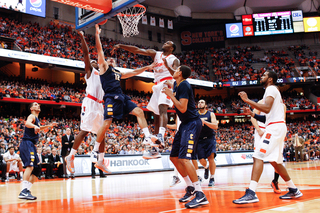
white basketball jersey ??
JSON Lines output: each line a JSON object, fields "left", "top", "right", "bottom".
{"left": 263, "top": 85, "right": 285, "bottom": 125}
{"left": 85, "top": 67, "right": 104, "bottom": 100}
{"left": 153, "top": 51, "right": 177, "bottom": 82}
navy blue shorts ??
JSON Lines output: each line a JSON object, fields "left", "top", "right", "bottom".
{"left": 20, "top": 139, "right": 39, "bottom": 167}
{"left": 170, "top": 118, "right": 202, "bottom": 160}
{"left": 104, "top": 94, "right": 137, "bottom": 120}
{"left": 197, "top": 135, "right": 217, "bottom": 159}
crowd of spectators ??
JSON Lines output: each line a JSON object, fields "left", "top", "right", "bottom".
{"left": 282, "top": 91, "right": 317, "bottom": 110}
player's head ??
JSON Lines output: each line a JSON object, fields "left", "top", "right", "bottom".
{"left": 174, "top": 65, "right": 191, "bottom": 80}
{"left": 260, "top": 71, "right": 278, "bottom": 86}
{"left": 90, "top": 60, "right": 99, "bottom": 70}
{"left": 106, "top": 57, "right": 117, "bottom": 67}
{"left": 8, "top": 146, "right": 14, "bottom": 154}
{"left": 162, "top": 41, "right": 176, "bottom": 53}
{"left": 198, "top": 99, "right": 207, "bottom": 109}
{"left": 29, "top": 102, "right": 40, "bottom": 113}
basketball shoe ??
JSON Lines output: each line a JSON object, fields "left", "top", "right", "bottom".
{"left": 95, "top": 160, "right": 111, "bottom": 173}
{"left": 179, "top": 186, "right": 195, "bottom": 202}
{"left": 18, "top": 188, "right": 37, "bottom": 200}
{"left": 204, "top": 168, "right": 209, "bottom": 179}
{"left": 142, "top": 147, "right": 161, "bottom": 159}
{"left": 185, "top": 191, "right": 209, "bottom": 208}
{"left": 208, "top": 178, "right": 215, "bottom": 187}
{"left": 142, "top": 135, "right": 159, "bottom": 146}
{"left": 170, "top": 176, "right": 181, "bottom": 187}
{"left": 233, "top": 188, "right": 259, "bottom": 204}
{"left": 65, "top": 155, "right": 75, "bottom": 174}
{"left": 279, "top": 188, "right": 303, "bottom": 199}
{"left": 271, "top": 181, "right": 281, "bottom": 194}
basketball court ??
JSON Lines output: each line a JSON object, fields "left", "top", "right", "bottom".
{"left": 1, "top": 161, "right": 320, "bottom": 212}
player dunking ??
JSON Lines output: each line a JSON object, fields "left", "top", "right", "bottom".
{"left": 112, "top": 40, "right": 180, "bottom": 158}
{"left": 162, "top": 65, "right": 209, "bottom": 209}
{"left": 93, "top": 24, "right": 158, "bottom": 171}
{"left": 233, "top": 71, "right": 302, "bottom": 204}
{"left": 65, "top": 31, "right": 104, "bottom": 174}
{"left": 18, "top": 102, "right": 56, "bottom": 200}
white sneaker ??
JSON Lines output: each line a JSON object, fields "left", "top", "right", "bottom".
{"left": 95, "top": 160, "right": 111, "bottom": 173}
{"left": 170, "top": 176, "right": 181, "bottom": 187}
{"left": 143, "top": 135, "right": 160, "bottom": 147}
{"left": 142, "top": 148, "right": 161, "bottom": 159}
{"left": 90, "top": 150, "right": 98, "bottom": 163}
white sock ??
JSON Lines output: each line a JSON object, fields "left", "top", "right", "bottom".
{"left": 94, "top": 141, "right": 101, "bottom": 152}
{"left": 22, "top": 180, "right": 29, "bottom": 190}
{"left": 210, "top": 174, "right": 215, "bottom": 179}
{"left": 183, "top": 176, "right": 193, "bottom": 187}
{"left": 6, "top": 173, "right": 9, "bottom": 178}
{"left": 142, "top": 127, "right": 150, "bottom": 138}
{"left": 98, "top": 153, "right": 104, "bottom": 162}
{"left": 70, "top": 148, "right": 77, "bottom": 156}
{"left": 249, "top": 180, "right": 258, "bottom": 192}
{"left": 204, "top": 164, "right": 208, "bottom": 169}
{"left": 20, "top": 172, "right": 23, "bottom": 178}
{"left": 159, "top": 127, "right": 166, "bottom": 136}
{"left": 174, "top": 167, "right": 179, "bottom": 176}
{"left": 193, "top": 181, "right": 202, "bottom": 192}
{"left": 27, "top": 182, "right": 33, "bottom": 190}
{"left": 286, "top": 180, "right": 296, "bottom": 189}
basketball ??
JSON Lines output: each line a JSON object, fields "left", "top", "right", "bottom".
{"left": 98, "top": 19, "right": 108, "bottom": 25}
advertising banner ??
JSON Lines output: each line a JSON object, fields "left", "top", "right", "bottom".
{"left": 226, "top": 23, "right": 244, "bottom": 38}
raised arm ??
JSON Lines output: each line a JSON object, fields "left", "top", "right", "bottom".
{"left": 78, "top": 31, "right": 92, "bottom": 78}
{"left": 112, "top": 44, "right": 157, "bottom": 59}
{"left": 25, "top": 114, "right": 40, "bottom": 134}
{"left": 121, "top": 62, "right": 156, "bottom": 79}
{"left": 95, "top": 24, "right": 108, "bottom": 74}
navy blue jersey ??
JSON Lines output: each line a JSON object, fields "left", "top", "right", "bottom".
{"left": 199, "top": 110, "right": 215, "bottom": 138}
{"left": 100, "top": 66, "right": 123, "bottom": 97}
{"left": 173, "top": 80, "right": 199, "bottom": 123}
{"left": 22, "top": 116, "right": 40, "bottom": 144}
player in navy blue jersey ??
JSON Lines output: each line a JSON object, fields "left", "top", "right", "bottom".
{"left": 162, "top": 64, "right": 209, "bottom": 209}
{"left": 92, "top": 24, "right": 159, "bottom": 172}
{"left": 18, "top": 102, "right": 56, "bottom": 200}
{"left": 196, "top": 99, "right": 218, "bottom": 186}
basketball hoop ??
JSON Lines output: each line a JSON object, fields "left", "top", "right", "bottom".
{"left": 117, "top": 4, "right": 146, "bottom": 37}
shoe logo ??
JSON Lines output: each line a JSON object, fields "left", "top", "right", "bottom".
{"left": 196, "top": 197, "right": 205, "bottom": 203}
{"left": 21, "top": 192, "right": 28, "bottom": 196}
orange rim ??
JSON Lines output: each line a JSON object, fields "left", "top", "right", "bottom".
{"left": 117, "top": 4, "right": 146, "bottom": 17}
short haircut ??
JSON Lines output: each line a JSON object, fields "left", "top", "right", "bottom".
{"left": 29, "top": 102, "right": 37, "bottom": 112}
{"left": 180, "top": 65, "right": 191, "bottom": 79}
{"left": 267, "top": 71, "right": 278, "bottom": 84}
{"left": 171, "top": 42, "right": 176, "bottom": 52}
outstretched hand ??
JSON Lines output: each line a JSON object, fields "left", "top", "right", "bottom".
{"left": 95, "top": 24, "right": 101, "bottom": 35}
{"left": 242, "top": 107, "right": 252, "bottom": 115}
{"left": 77, "top": 31, "right": 84, "bottom": 36}
{"left": 162, "top": 58, "right": 169, "bottom": 68}
{"left": 147, "top": 62, "right": 156, "bottom": 70}
{"left": 111, "top": 44, "right": 120, "bottom": 55}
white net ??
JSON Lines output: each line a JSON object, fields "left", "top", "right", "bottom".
{"left": 117, "top": 5, "right": 146, "bottom": 38}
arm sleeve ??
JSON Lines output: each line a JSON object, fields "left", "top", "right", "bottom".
{"left": 254, "top": 114, "right": 266, "bottom": 123}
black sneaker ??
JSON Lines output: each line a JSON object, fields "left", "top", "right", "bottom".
{"left": 208, "top": 178, "right": 215, "bottom": 187}
{"left": 279, "top": 188, "right": 303, "bottom": 199}
{"left": 185, "top": 191, "right": 209, "bottom": 208}
{"left": 233, "top": 188, "right": 259, "bottom": 204}
{"left": 204, "top": 168, "right": 209, "bottom": 179}
{"left": 179, "top": 186, "right": 195, "bottom": 202}
{"left": 18, "top": 188, "right": 37, "bottom": 200}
